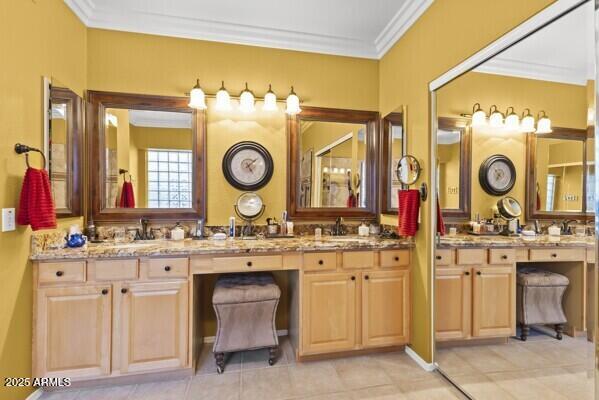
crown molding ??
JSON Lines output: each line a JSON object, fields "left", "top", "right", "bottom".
{"left": 374, "top": 0, "right": 433, "bottom": 58}
{"left": 65, "top": 0, "right": 432, "bottom": 59}
{"left": 474, "top": 57, "right": 588, "bottom": 86}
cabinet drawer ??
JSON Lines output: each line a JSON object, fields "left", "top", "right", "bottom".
{"left": 380, "top": 250, "right": 410, "bottom": 268}
{"left": 435, "top": 249, "right": 452, "bottom": 266}
{"left": 147, "top": 257, "right": 189, "bottom": 279}
{"left": 342, "top": 251, "right": 375, "bottom": 270}
{"left": 303, "top": 252, "right": 337, "bottom": 272}
{"left": 529, "top": 248, "right": 584, "bottom": 262}
{"left": 587, "top": 249, "right": 595, "bottom": 264}
{"left": 488, "top": 249, "right": 515, "bottom": 265}
{"left": 456, "top": 249, "right": 486, "bottom": 265}
{"left": 212, "top": 255, "right": 282, "bottom": 272}
{"left": 90, "top": 259, "right": 138, "bottom": 281}
{"left": 38, "top": 261, "right": 85, "bottom": 284}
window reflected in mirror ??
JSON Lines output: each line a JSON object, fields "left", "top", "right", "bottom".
{"left": 299, "top": 120, "right": 367, "bottom": 208}
{"left": 104, "top": 108, "right": 193, "bottom": 209}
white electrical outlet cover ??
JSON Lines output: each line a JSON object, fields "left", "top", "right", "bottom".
{"left": 2, "top": 208, "right": 16, "bottom": 232}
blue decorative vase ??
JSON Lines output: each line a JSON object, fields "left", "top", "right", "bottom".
{"left": 67, "top": 233, "right": 87, "bottom": 248}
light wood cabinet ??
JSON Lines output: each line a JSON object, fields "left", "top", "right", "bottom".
{"left": 362, "top": 269, "right": 410, "bottom": 347}
{"left": 435, "top": 267, "right": 471, "bottom": 341}
{"left": 302, "top": 272, "right": 357, "bottom": 354}
{"left": 472, "top": 265, "right": 515, "bottom": 337}
{"left": 119, "top": 281, "right": 189, "bottom": 373}
{"left": 34, "top": 285, "right": 111, "bottom": 378}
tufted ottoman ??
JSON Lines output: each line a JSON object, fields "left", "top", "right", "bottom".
{"left": 516, "top": 267, "right": 569, "bottom": 341}
{"left": 212, "top": 272, "right": 281, "bottom": 373}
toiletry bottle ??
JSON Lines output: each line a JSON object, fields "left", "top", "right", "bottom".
{"left": 171, "top": 222, "right": 185, "bottom": 241}
{"left": 358, "top": 220, "right": 369, "bottom": 237}
{"left": 194, "top": 218, "right": 205, "bottom": 239}
{"left": 229, "top": 217, "right": 236, "bottom": 238}
{"left": 280, "top": 211, "right": 288, "bottom": 235}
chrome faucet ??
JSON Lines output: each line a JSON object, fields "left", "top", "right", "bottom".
{"left": 332, "top": 217, "right": 346, "bottom": 236}
{"left": 560, "top": 219, "right": 577, "bottom": 235}
{"left": 139, "top": 217, "right": 154, "bottom": 240}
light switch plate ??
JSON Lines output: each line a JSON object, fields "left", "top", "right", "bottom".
{"left": 2, "top": 208, "right": 16, "bottom": 232}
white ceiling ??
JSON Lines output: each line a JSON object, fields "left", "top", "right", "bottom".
{"left": 474, "top": 1, "right": 595, "bottom": 85}
{"left": 65, "top": 0, "right": 433, "bottom": 58}
{"left": 128, "top": 110, "right": 191, "bottom": 129}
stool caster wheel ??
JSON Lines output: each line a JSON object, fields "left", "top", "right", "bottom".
{"left": 214, "top": 352, "right": 225, "bottom": 374}
{"left": 520, "top": 335, "right": 527, "bottom": 341}
{"left": 520, "top": 324, "right": 529, "bottom": 342}
{"left": 556, "top": 333, "right": 563, "bottom": 340}
{"left": 268, "top": 346, "right": 278, "bottom": 367}
{"left": 555, "top": 324, "right": 564, "bottom": 341}
{"left": 268, "top": 359, "right": 274, "bottom": 366}
{"left": 217, "top": 366, "right": 224, "bottom": 374}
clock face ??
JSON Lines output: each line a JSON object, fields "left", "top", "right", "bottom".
{"left": 486, "top": 160, "right": 512, "bottom": 191}
{"left": 479, "top": 155, "right": 516, "bottom": 196}
{"left": 223, "top": 142, "right": 274, "bottom": 190}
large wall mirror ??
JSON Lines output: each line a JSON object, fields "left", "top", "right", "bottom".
{"left": 45, "top": 78, "right": 83, "bottom": 217}
{"left": 526, "top": 127, "right": 594, "bottom": 220}
{"left": 380, "top": 109, "right": 406, "bottom": 214}
{"left": 288, "top": 106, "right": 378, "bottom": 220}
{"left": 88, "top": 91, "right": 206, "bottom": 222}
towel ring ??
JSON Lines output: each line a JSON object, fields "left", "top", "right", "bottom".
{"left": 15, "top": 143, "right": 47, "bottom": 169}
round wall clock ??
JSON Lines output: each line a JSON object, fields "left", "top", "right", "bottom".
{"left": 478, "top": 155, "right": 516, "bottom": 196}
{"left": 222, "top": 141, "right": 274, "bottom": 191}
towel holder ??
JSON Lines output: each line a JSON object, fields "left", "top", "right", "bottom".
{"left": 15, "top": 143, "right": 47, "bottom": 169}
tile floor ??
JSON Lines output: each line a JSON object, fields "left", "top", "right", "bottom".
{"left": 436, "top": 327, "right": 595, "bottom": 400}
{"left": 39, "top": 337, "right": 466, "bottom": 400}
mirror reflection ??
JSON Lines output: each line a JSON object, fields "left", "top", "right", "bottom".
{"left": 104, "top": 108, "right": 193, "bottom": 209}
{"left": 299, "top": 120, "right": 367, "bottom": 208}
{"left": 437, "top": 127, "right": 462, "bottom": 209}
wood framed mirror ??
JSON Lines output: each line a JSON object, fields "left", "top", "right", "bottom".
{"left": 436, "top": 117, "right": 471, "bottom": 220}
{"left": 88, "top": 91, "right": 206, "bottom": 222}
{"left": 526, "top": 126, "right": 593, "bottom": 221}
{"left": 287, "top": 106, "right": 379, "bottom": 220}
{"left": 380, "top": 110, "right": 406, "bottom": 215}
{"left": 46, "top": 80, "right": 84, "bottom": 217}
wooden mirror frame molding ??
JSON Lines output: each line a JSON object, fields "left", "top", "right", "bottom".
{"left": 525, "top": 126, "right": 591, "bottom": 221}
{"left": 380, "top": 111, "right": 406, "bottom": 215}
{"left": 438, "top": 117, "right": 471, "bottom": 221}
{"left": 87, "top": 91, "right": 206, "bottom": 222}
{"left": 50, "top": 86, "right": 83, "bottom": 217}
{"left": 287, "top": 106, "right": 379, "bottom": 220}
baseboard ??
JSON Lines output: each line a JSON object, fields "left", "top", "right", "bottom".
{"left": 26, "top": 388, "right": 43, "bottom": 400}
{"left": 405, "top": 346, "right": 436, "bottom": 372}
{"left": 203, "top": 329, "right": 289, "bottom": 344}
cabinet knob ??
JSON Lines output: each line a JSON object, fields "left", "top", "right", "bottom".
{"left": 247, "top": 261, "right": 253, "bottom": 267}
{"left": 55, "top": 271, "right": 64, "bottom": 277}
{"left": 465, "top": 271, "right": 470, "bottom": 276}
{"left": 551, "top": 253, "right": 557, "bottom": 258}
{"left": 435, "top": 255, "right": 442, "bottom": 260}
{"left": 364, "top": 275, "right": 369, "bottom": 280}
{"left": 164, "top": 265, "right": 171, "bottom": 271}
{"left": 101, "top": 289, "right": 109, "bottom": 295}
{"left": 351, "top": 276, "right": 356, "bottom": 281}
{"left": 476, "top": 271, "right": 482, "bottom": 276}
{"left": 501, "top": 255, "right": 508, "bottom": 260}
{"left": 121, "top": 288, "right": 128, "bottom": 294}
{"left": 318, "top": 260, "right": 324, "bottom": 265}
{"left": 394, "top": 256, "right": 399, "bottom": 261}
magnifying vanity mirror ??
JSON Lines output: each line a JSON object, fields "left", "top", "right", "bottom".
{"left": 396, "top": 155, "right": 421, "bottom": 185}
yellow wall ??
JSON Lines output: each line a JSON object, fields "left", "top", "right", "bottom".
{"left": 0, "top": 1, "right": 87, "bottom": 399}
{"left": 437, "top": 141, "right": 461, "bottom": 209}
{"left": 378, "top": 0, "right": 556, "bottom": 362}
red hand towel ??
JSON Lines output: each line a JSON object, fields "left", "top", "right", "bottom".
{"left": 119, "top": 181, "right": 136, "bottom": 208}
{"left": 437, "top": 196, "right": 446, "bottom": 236}
{"left": 398, "top": 189, "right": 420, "bottom": 237}
{"left": 17, "top": 167, "right": 57, "bottom": 231}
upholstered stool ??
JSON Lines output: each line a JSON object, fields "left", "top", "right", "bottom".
{"left": 516, "top": 267, "right": 569, "bottom": 341}
{"left": 212, "top": 272, "right": 281, "bottom": 373}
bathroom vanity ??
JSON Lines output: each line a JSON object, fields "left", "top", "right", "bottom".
{"left": 30, "top": 236, "right": 413, "bottom": 385}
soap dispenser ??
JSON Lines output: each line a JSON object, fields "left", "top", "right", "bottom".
{"left": 358, "top": 220, "right": 370, "bottom": 237}
{"left": 171, "top": 222, "right": 185, "bottom": 241}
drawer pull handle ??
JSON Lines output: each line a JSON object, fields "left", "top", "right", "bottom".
{"left": 365, "top": 275, "right": 369, "bottom": 280}
{"left": 476, "top": 271, "right": 482, "bottom": 276}
{"left": 121, "top": 288, "right": 128, "bottom": 294}
{"left": 247, "top": 261, "right": 253, "bottom": 267}
{"left": 351, "top": 276, "right": 356, "bottom": 281}
{"left": 164, "top": 266, "right": 171, "bottom": 271}
{"left": 394, "top": 256, "right": 400, "bottom": 261}
{"left": 435, "top": 255, "right": 442, "bottom": 260}
{"left": 551, "top": 253, "right": 558, "bottom": 258}
{"left": 465, "top": 271, "right": 470, "bottom": 276}
{"left": 318, "top": 260, "right": 324, "bottom": 265}
{"left": 55, "top": 271, "right": 64, "bottom": 277}
{"left": 101, "top": 289, "right": 109, "bottom": 295}
{"left": 501, "top": 255, "right": 508, "bottom": 260}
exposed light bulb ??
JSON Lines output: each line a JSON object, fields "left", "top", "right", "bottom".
{"left": 471, "top": 103, "right": 486, "bottom": 127}
{"left": 215, "top": 81, "right": 231, "bottom": 111}
{"left": 504, "top": 107, "right": 520, "bottom": 130}
{"left": 488, "top": 105, "right": 504, "bottom": 128}
{"left": 285, "top": 86, "right": 301, "bottom": 115}
{"left": 239, "top": 82, "right": 255, "bottom": 113}
{"left": 188, "top": 79, "right": 207, "bottom": 110}
{"left": 536, "top": 111, "right": 552, "bottom": 134}
{"left": 263, "top": 84, "right": 278, "bottom": 111}
{"left": 520, "top": 109, "right": 536, "bottom": 133}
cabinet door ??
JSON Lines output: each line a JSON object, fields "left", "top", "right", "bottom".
{"left": 302, "top": 272, "right": 357, "bottom": 355}
{"left": 362, "top": 269, "right": 410, "bottom": 347}
{"left": 435, "top": 267, "right": 471, "bottom": 341}
{"left": 34, "top": 285, "right": 111, "bottom": 379}
{"left": 472, "top": 265, "right": 515, "bottom": 338}
{"left": 119, "top": 281, "right": 189, "bottom": 373}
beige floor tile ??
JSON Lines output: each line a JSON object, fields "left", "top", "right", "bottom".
{"left": 523, "top": 341, "right": 586, "bottom": 367}
{"left": 450, "top": 345, "right": 518, "bottom": 373}
{"left": 434, "top": 349, "right": 476, "bottom": 376}
{"left": 242, "top": 347, "right": 288, "bottom": 371}
{"left": 485, "top": 342, "right": 551, "bottom": 370}
{"left": 288, "top": 360, "right": 344, "bottom": 397}
{"left": 298, "top": 392, "right": 350, "bottom": 400}
{"left": 187, "top": 371, "right": 240, "bottom": 400}
{"left": 333, "top": 356, "right": 392, "bottom": 390}
{"left": 349, "top": 384, "right": 407, "bottom": 399}
{"left": 196, "top": 344, "right": 242, "bottom": 375}
{"left": 487, "top": 370, "right": 568, "bottom": 400}
{"left": 527, "top": 367, "right": 594, "bottom": 400}
{"left": 241, "top": 365, "right": 296, "bottom": 400}
{"left": 374, "top": 352, "right": 431, "bottom": 383}
{"left": 74, "top": 384, "right": 135, "bottom": 400}
{"left": 129, "top": 378, "right": 190, "bottom": 400}
{"left": 398, "top": 374, "right": 465, "bottom": 400}
{"left": 449, "top": 372, "right": 515, "bottom": 400}
{"left": 40, "top": 390, "right": 79, "bottom": 400}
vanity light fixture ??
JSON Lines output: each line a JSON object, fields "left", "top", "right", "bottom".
{"left": 488, "top": 105, "right": 504, "bottom": 128}
{"left": 263, "top": 84, "right": 278, "bottom": 111}
{"left": 471, "top": 103, "right": 486, "bottom": 127}
{"left": 105, "top": 113, "right": 118, "bottom": 127}
{"left": 188, "top": 79, "right": 207, "bottom": 110}
{"left": 285, "top": 86, "right": 302, "bottom": 115}
{"left": 504, "top": 107, "right": 520, "bottom": 130}
{"left": 520, "top": 108, "right": 536, "bottom": 132}
{"left": 239, "top": 82, "right": 256, "bottom": 113}
{"left": 215, "top": 81, "right": 232, "bottom": 111}
{"left": 536, "top": 111, "right": 552, "bottom": 134}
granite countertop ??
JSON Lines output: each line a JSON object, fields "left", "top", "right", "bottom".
{"left": 30, "top": 235, "right": 414, "bottom": 261}
{"left": 438, "top": 234, "right": 595, "bottom": 249}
